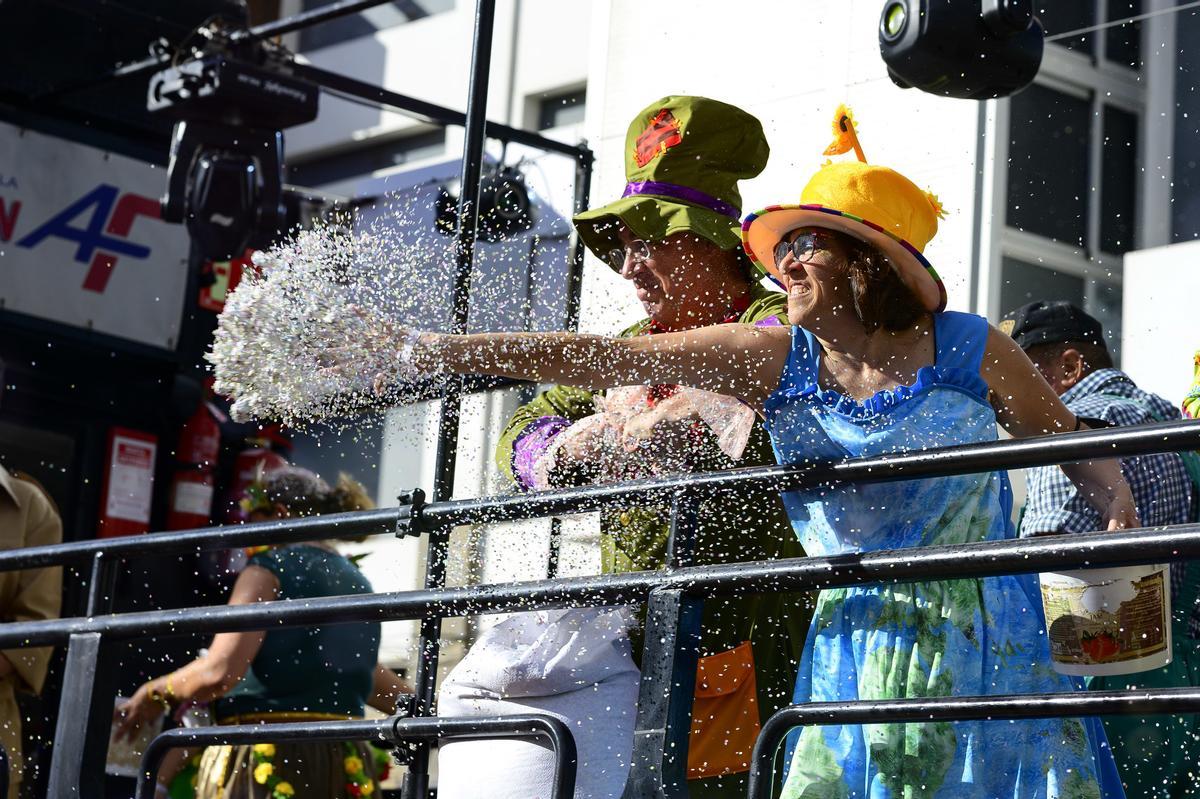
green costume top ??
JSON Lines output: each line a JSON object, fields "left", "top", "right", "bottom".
{"left": 495, "top": 282, "right": 811, "bottom": 726}
{"left": 216, "top": 545, "right": 380, "bottom": 719}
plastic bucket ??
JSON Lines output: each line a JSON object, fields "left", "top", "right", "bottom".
{"left": 1039, "top": 563, "right": 1173, "bottom": 677}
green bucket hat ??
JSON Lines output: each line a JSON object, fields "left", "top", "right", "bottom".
{"left": 573, "top": 95, "right": 770, "bottom": 269}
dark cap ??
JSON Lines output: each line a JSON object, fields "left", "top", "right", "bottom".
{"left": 1000, "top": 301, "right": 1106, "bottom": 351}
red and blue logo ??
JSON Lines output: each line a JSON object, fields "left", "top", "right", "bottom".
{"left": 1, "top": 184, "right": 161, "bottom": 293}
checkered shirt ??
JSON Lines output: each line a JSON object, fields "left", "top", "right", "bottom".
{"left": 1019, "top": 368, "right": 1199, "bottom": 636}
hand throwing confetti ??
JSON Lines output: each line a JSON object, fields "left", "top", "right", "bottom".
{"left": 206, "top": 227, "right": 432, "bottom": 425}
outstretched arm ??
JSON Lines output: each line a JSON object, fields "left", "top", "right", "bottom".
{"left": 412, "top": 323, "right": 792, "bottom": 413}
{"left": 114, "top": 565, "right": 277, "bottom": 740}
{"left": 981, "top": 325, "right": 1139, "bottom": 531}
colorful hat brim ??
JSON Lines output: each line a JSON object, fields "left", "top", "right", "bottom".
{"left": 741, "top": 204, "right": 947, "bottom": 313}
{"left": 573, "top": 195, "right": 744, "bottom": 272}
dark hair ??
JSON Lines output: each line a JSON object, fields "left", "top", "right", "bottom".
{"left": 257, "top": 466, "right": 375, "bottom": 517}
{"left": 825, "top": 229, "right": 925, "bottom": 334}
{"left": 1027, "top": 340, "right": 1113, "bottom": 376}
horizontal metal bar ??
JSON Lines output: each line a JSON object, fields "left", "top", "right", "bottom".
{"left": 236, "top": 0, "right": 398, "bottom": 43}
{"left": 2, "top": 420, "right": 1196, "bottom": 574}
{"left": 289, "top": 61, "right": 594, "bottom": 161}
{"left": 135, "top": 714, "right": 577, "bottom": 799}
{"left": 748, "top": 688, "right": 1200, "bottom": 799}
{"left": 422, "top": 419, "right": 1200, "bottom": 526}
{"left": 3, "top": 522, "right": 1200, "bottom": 648}
{"left": 0, "top": 507, "right": 400, "bottom": 570}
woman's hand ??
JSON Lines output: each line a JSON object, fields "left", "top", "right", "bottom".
{"left": 316, "top": 309, "right": 435, "bottom": 398}
{"left": 1101, "top": 491, "right": 1141, "bottom": 531}
{"left": 113, "top": 678, "right": 170, "bottom": 742}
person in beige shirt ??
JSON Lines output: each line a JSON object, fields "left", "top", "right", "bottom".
{"left": 0, "top": 465, "right": 62, "bottom": 798}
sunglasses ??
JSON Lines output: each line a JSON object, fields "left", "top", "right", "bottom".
{"left": 773, "top": 231, "right": 833, "bottom": 269}
{"left": 606, "top": 239, "right": 651, "bottom": 270}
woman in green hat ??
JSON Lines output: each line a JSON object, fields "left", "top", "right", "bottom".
{"left": 318, "top": 107, "right": 1133, "bottom": 798}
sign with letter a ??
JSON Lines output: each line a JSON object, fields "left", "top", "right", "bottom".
{"left": 0, "top": 122, "right": 190, "bottom": 348}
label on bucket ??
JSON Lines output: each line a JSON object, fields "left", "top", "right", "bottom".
{"left": 1041, "top": 569, "right": 1168, "bottom": 667}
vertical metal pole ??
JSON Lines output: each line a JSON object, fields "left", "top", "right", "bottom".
{"left": 46, "top": 553, "right": 119, "bottom": 798}
{"left": 622, "top": 493, "right": 703, "bottom": 799}
{"left": 402, "top": 2, "right": 497, "bottom": 798}
{"left": 564, "top": 147, "right": 594, "bottom": 331}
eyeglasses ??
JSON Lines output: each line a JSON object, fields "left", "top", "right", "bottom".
{"left": 773, "top": 231, "right": 831, "bottom": 269}
{"left": 606, "top": 239, "right": 651, "bottom": 270}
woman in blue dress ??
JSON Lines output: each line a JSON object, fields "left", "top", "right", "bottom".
{"left": 321, "top": 110, "right": 1136, "bottom": 798}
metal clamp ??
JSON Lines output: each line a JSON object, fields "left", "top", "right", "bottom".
{"left": 396, "top": 488, "right": 428, "bottom": 538}
{"left": 390, "top": 692, "right": 419, "bottom": 765}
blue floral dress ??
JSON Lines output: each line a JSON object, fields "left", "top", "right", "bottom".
{"left": 764, "top": 312, "right": 1124, "bottom": 799}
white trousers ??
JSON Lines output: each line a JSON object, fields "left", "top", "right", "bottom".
{"left": 436, "top": 608, "right": 641, "bottom": 799}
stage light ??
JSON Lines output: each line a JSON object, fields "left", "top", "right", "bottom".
{"left": 879, "top": 0, "right": 1044, "bottom": 100}
{"left": 881, "top": 2, "right": 907, "bottom": 41}
{"left": 436, "top": 166, "right": 534, "bottom": 244}
{"left": 149, "top": 54, "right": 319, "bottom": 259}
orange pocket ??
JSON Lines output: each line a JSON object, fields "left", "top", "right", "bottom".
{"left": 686, "top": 640, "right": 761, "bottom": 781}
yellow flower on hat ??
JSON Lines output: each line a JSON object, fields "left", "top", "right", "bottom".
{"left": 254, "top": 762, "right": 274, "bottom": 784}
{"left": 253, "top": 743, "right": 276, "bottom": 758}
{"left": 344, "top": 755, "right": 364, "bottom": 775}
{"left": 824, "top": 104, "right": 860, "bottom": 156}
{"left": 361, "top": 780, "right": 375, "bottom": 796}
{"left": 274, "top": 782, "right": 295, "bottom": 798}
{"left": 924, "top": 190, "right": 948, "bottom": 220}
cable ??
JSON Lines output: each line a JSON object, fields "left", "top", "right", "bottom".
{"left": 1045, "top": 0, "right": 1200, "bottom": 42}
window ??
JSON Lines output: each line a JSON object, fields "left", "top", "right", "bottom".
{"left": 1105, "top": 0, "right": 1142, "bottom": 69}
{"left": 995, "top": 2, "right": 1146, "bottom": 363}
{"left": 1173, "top": 8, "right": 1200, "bottom": 241}
{"left": 1035, "top": 3, "right": 1095, "bottom": 56}
{"left": 288, "top": 130, "right": 447, "bottom": 188}
{"left": 999, "top": 257, "right": 1086, "bottom": 313}
{"left": 1100, "top": 105, "right": 1138, "bottom": 255}
{"left": 536, "top": 89, "right": 586, "bottom": 131}
{"left": 1035, "top": 1, "right": 1142, "bottom": 69}
{"left": 298, "top": 0, "right": 455, "bottom": 51}
{"left": 1007, "top": 84, "right": 1091, "bottom": 248}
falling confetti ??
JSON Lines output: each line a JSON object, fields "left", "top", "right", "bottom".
{"left": 206, "top": 225, "right": 438, "bottom": 426}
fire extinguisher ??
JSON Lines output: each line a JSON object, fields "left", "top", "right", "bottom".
{"left": 166, "top": 387, "right": 223, "bottom": 530}
{"left": 221, "top": 425, "right": 290, "bottom": 524}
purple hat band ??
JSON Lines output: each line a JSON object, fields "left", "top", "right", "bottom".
{"left": 621, "top": 181, "right": 740, "bottom": 220}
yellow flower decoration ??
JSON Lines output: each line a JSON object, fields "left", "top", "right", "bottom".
{"left": 361, "top": 780, "right": 375, "bottom": 796}
{"left": 823, "top": 104, "right": 866, "bottom": 162}
{"left": 343, "top": 755, "right": 364, "bottom": 775}
{"left": 275, "top": 782, "right": 295, "bottom": 798}
{"left": 924, "top": 190, "right": 948, "bottom": 220}
{"left": 253, "top": 743, "right": 277, "bottom": 758}
{"left": 254, "top": 762, "right": 275, "bottom": 784}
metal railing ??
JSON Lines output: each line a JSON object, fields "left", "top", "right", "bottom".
{"left": 3, "top": 420, "right": 1200, "bottom": 798}
{"left": 747, "top": 688, "right": 1200, "bottom": 799}
{"left": 135, "top": 715, "right": 577, "bottom": 799}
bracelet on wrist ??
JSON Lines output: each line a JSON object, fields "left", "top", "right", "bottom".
{"left": 148, "top": 683, "right": 172, "bottom": 714}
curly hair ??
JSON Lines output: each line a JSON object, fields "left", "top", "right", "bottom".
{"left": 254, "top": 466, "right": 374, "bottom": 517}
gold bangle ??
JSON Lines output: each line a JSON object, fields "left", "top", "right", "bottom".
{"left": 164, "top": 675, "right": 177, "bottom": 702}
{"left": 148, "top": 684, "right": 171, "bottom": 714}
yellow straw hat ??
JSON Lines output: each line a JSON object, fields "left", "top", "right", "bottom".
{"left": 741, "top": 106, "right": 948, "bottom": 312}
